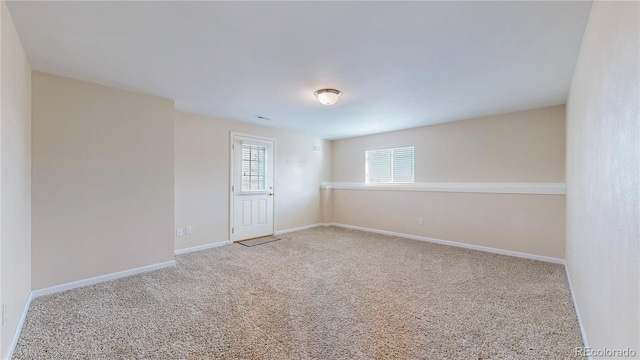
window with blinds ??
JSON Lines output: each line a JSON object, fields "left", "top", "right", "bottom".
{"left": 365, "top": 146, "right": 414, "bottom": 184}
{"left": 241, "top": 144, "right": 267, "bottom": 191}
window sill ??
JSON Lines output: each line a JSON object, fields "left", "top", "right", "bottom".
{"left": 319, "top": 182, "right": 566, "bottom": 195}
{"left": 238, "top": 191, "right": 269, "bottom": 195}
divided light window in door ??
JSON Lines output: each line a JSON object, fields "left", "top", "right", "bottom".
{"left": 241, "top": 144, "right": 267, "bottom": 192}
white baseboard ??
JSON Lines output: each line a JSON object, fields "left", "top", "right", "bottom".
{"left": 5, "top": 292, "right": 33, "bottom": 360}
{"left": 275, "top": 223, "right": 325, "bottom": 235}
{"left": 8, "top": 224, "right": 575, "bottom": 360}
{"left": 327, "top": 223, "right": 565, "bottom": 264}
{"left": 9, "top": 260, "right": 175, "bottom": 359}
{"left": 31, "top": 260, "right": 176, "bottom": 299}
{"left": 174, "top": 240, "right": 231, "bottom": 255}
{"left": 565, "top": 263, "right": 591, "bottom": 358}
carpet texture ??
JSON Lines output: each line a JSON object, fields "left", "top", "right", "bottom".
{"left": 14, "top": 227, "right": 584, "bottom": 359}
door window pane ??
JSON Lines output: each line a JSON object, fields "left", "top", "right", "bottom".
{"left": 241, "top": 144, "right": 267, "bottom": 191}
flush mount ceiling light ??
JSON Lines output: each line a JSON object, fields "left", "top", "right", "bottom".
{"left": 314, "top": 88, "right": 341, "bottom": 105}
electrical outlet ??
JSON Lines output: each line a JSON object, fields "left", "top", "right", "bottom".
{"left": 2, "top": 304, "right": 6, "bottom": 325}
{"left": 176, "top": 228, "right": 184, "bottom": 237}
{"left": 418, "top": 218, "right": 424, "bottom": 225}
{"left": 186, "top": 226, "right": 192, "bottom": 235}
{"left": 300, "top": 211, "right": 305, "bottom": 218}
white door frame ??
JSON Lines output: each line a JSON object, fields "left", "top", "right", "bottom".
{"left": 229, "top": 132, "right": 276, "bottom": 242}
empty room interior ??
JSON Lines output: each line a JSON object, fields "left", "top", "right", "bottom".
{"left": 1, "top": 0, "right": 638, "bottom": 359}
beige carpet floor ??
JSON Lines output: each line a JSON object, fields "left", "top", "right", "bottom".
{"left": 14, "top": 227, "right": 584, "bottom": 359}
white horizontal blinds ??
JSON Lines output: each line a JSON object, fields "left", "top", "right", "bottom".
{"left": 391, "top": 146, "right": 414, "bottom": 183}
{"left": 366, "top": 149, "right": 392, "bottom": 183}
{"left": 365, "top": 146, "right": 414, "bottom": 184}
{"left": 241, "top": 144, "right": 267, "bottom": 191}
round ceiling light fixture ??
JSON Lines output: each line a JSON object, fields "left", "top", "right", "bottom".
{"left": 314, "top": 88, "right": 341, "bottom": 105}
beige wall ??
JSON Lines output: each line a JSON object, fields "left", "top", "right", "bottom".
{"left": 31, "top": 72, "right": 175, "bottom": 290}
{"left": 332, "top": 105, "right": 565, "bottom": 183}
{"left": 174, "top": 111, "right": 331, "bottom": 251}
{"left": 330, "top": 106, "right": 566, "bottom": 259}
{"left": 320, "top": 188, "right": 333, "bottom": 224}
{"left": 1, "top": 2, "right": 32, "bottom": 358}
{"left": 566, "top": 1, "right": 639, "bottom": 353}
{"left": 333, "top": 190, "right": 565, "bottom": 259}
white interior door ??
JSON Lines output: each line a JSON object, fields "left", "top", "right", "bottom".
{"left": 231, "top": 135, "right": 274, "bottom": 241}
